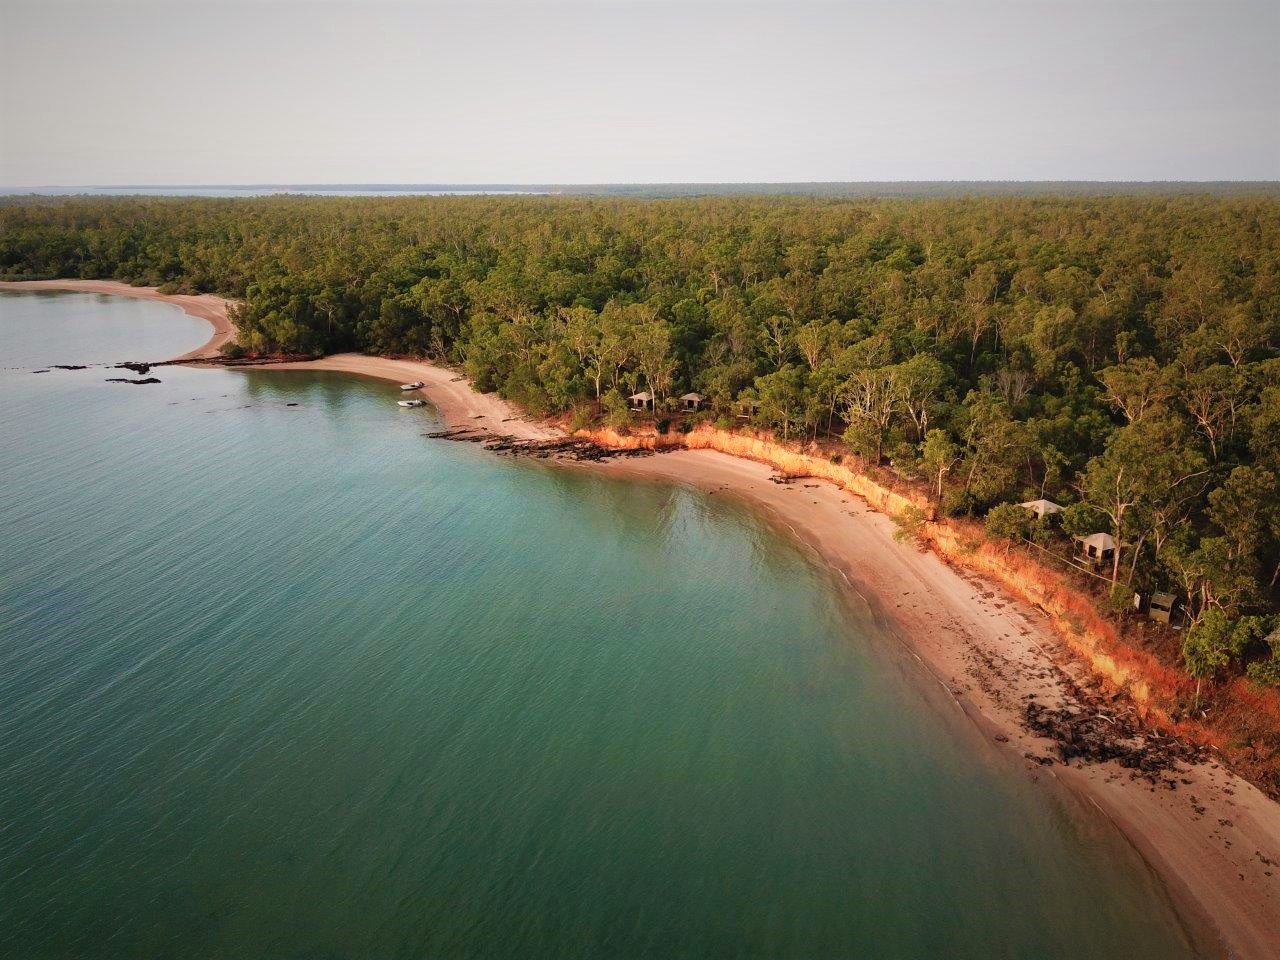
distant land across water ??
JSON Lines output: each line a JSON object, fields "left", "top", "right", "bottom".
{"left": 3, "top": 181, "right": 1279, "bottom": 199}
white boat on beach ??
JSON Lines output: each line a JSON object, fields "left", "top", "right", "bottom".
{"left": 398, "top": 399, "right": 427, "bottom": 408}
{"left": 400, "top": 381, "right": 424, "bottom": 391}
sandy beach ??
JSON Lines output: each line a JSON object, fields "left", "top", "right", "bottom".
{"left": 290, "top": 352, "right": 1280, "bottom": 959}
{"left": 4, "top": 285, "right": 1277, "bottom": 956}
{"left": 0, "top": 279, "right": 236, "bottom": 361}
{"left": 606, "top": 449, "right": 1280, "bottom": 960}
{"left": 259, "top": 354, "right": 560, "bottom": 442}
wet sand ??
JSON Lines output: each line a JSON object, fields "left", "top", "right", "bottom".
{"left": 604, "top": 449, "right": 1280, "bottom": 960}
{"left": 293, "top": 352, "right": 1280, "bottom": 959}
{"left": 260, "top": 354, "right": 558, "bottom": 442}
{"left": 5, "top": 291, "right": 1277, "bottom": 957}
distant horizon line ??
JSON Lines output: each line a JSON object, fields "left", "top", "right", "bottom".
{"left": 8, "top": 179, "right": 1280, "bottom": 188}
{"left": 5, "top": 181, "right": 1278, "bottom": 201}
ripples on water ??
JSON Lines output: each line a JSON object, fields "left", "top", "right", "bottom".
{"left": 0, "top": 292, "right": 1196, "bottom": 959}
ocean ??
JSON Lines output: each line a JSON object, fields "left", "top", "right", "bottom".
{"left": 0, "top": 291, "right": 1196, "bottom": 959}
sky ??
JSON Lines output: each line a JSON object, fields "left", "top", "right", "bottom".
{"left": 1, "top": 0, "right": 1276, "bottom": 185}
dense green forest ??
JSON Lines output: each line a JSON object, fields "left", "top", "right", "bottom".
{"left": 21, "top": 181, "right": 1274, "bottom": 198}
{"left": 3, "top": 193, "right": 1278, "bottom": 689}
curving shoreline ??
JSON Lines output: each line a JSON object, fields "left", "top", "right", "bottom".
{"left": 257, "top": 354, "right": 559, "bottom": 442}
{"left": 0, "top": 279, "right": 236, "bottom": 360}
{"left": 254, "top": 353, "right": 1280, "bottom": 960}
{"left": 5, "top": 285, "right": 1279, "bottom": 957}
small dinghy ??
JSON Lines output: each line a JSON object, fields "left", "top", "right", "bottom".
{"left": 398, "top": 399, "right": 427, "bottom": 408}
{"left": 400, "top": 381, "right": 425, "bottom": 391}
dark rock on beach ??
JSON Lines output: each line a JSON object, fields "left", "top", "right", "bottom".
{"left": 424, "top": 429, "right": 658, "bottom": 463}
{"left": 1024, "top": 697, "right": 1204, "bottom": 781}
{"left": 105, "top": 377, "right": 163, "bottom": 385}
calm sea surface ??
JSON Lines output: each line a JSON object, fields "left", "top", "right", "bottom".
{"left": 0, "top": 292, "right": 1198, "bottom": 959}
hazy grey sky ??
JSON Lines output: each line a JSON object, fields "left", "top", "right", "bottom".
{"left": 1, "top": 0, "right": 1276, "bottom": 185}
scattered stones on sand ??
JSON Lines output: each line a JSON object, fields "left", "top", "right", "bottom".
{"left": 425, "top": 429, "right": 657, "bottom": 463}
{"left": 1024, "top": 695, "right": 1204, "bottom": 782}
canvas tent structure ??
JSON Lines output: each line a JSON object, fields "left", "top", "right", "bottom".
{"left": 678, "top": 392, "right": 705, "bottom": 412}
{"left": 1074, "top": 532, "right": 1116, "bottom": 567}
{"left": 628, "top": 391, "right": 654, "bottom": 411}
{"left": 1019, "top": 499, "right": 1063, "bottom": 519}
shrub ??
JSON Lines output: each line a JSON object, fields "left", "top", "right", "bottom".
{"left": 842, "top": 423, "right": 881, "bottom": 461}
{"left": 1245, "top": 620, "right": 1280, "bottom": 687}
{"left": 1107, "top": 582, "right": 1137, "bottom": 617}
{"left": 893, "top": 505, "right": 928, "bottom": 544}
{"left": 568, "top": 405, "right": 595, "bottom": 432}
{"left": 1060, "top": 501, "right": 1110, "bottom": 539}
{"left": 1030, "top": 516, "right": 1059, "bottom": 547}
{"left": 602, "top": 388, "right": 631, "bottom": 431}
{"left": 984, "top": 502, "right": 1032, "bottom": 543}
{"left": 1247, "top": 656, "right": 1280, "bottom": 687}
{"left": 943, "top": 487, "right": 980, "bottom": 517}
{"left": 1183, "top": 611, "right": 1272, "bottom": 681}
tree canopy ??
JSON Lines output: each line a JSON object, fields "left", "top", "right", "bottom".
{"left": 3, "top": 192, "right": 1277, "bottom": 685}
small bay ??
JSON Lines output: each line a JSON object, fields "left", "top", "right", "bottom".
{"left": 0, "top": 291, "right": 1197, "bottom": 959}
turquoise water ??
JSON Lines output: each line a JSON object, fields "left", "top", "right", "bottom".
{"left": 0, "top": 292, "right": 1199, "bottom": 959}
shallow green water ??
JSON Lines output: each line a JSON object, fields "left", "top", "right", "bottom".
{"left": 0, "top": 292, "right": 1199, "bottom": 959}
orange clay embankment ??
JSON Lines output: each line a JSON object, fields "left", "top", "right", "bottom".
{"left": 183, "top": 349, "right": 1280, "bottom": 956}
{"left": 591, "top": 426, "right": 1280, "bottom": 959}
{"left": 917, "top": 520, "right": 1280, "bottom": 778}
{"left": 580, "top": 424, "right": 930, "bottom": 516}
{"left": 578, "top": 422, "right": 1280, "bottom": 782}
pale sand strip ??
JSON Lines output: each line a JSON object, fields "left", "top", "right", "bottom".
{"left": 604, "top": 450, "right": 1280, "bottom": 960}
{"left": 0, "top": 279, "right": 235, "bottom": 360}
{"left": 258, "top": 354, "right": 559, "bottom": 442}
{"left": 4, "top": 287, "right": 1276, "bottom": 956}
{"left": 307, "top": 352, "right": 1280, "bottom": 959}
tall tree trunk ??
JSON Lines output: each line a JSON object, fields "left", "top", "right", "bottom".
{"left": 1126, "top": 534, "right": 1146, "bottom": 586}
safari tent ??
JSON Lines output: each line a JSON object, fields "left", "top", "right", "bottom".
{"left": 678, "top": 392, "right": 705, "bottom": 412}
{"left": 1074, "top": 532, "right": 1116, "bottom": 567}
{"left": 1019, "top": 499, "right": 1063, "bottom": 519}
{"left": 628, "top": 390, "right": 654, "bottom": 411}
